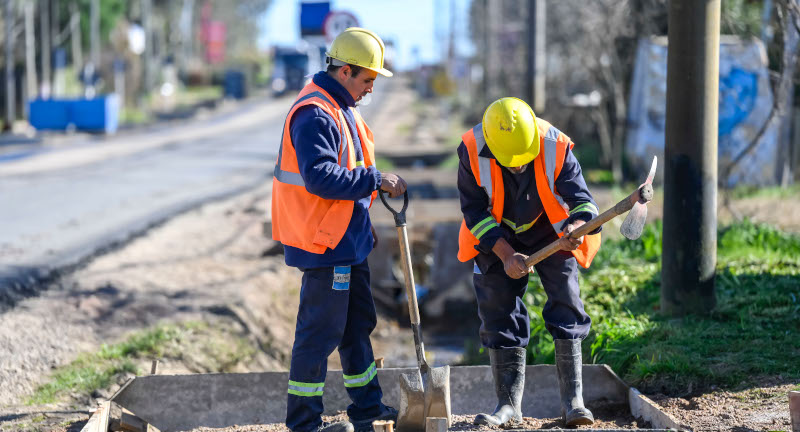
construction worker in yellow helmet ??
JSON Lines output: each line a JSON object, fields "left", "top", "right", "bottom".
{"left": 456, "top": 97, "right": 602, "bottom": 427}
{"left": 272, "top": 27, "right": 405, "bottom": 432}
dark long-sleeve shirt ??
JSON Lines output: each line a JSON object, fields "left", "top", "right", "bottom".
{"left": 282, "top": 71, "right": 382, "bottom": 269}
{"left": 457, "top": 133, "right": 600, "bottom": 270}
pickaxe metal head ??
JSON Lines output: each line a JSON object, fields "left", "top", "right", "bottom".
{"left": 620, "top": 156, "right": 657, "bottom": 240}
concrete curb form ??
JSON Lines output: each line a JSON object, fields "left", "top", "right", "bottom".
{"left": 628, "top": 388, "right": 687, "bottom": 431}
{"left": 79, "top": 401, "right": 110, "bottom": 432}
{"left": 111, "top": 365, "right": 681, "bottom": 432}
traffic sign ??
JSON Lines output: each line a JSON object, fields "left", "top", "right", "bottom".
{"left": 323, "top": 11, "right": 360, "bottom": 43}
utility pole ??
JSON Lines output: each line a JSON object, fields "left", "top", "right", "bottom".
{"left": 661, "top": 0, "right": 720, "bottom": 316}
{"left": 448, "top": 0, "right": 455, "bottom": 69}
{"left": 52, "top": 0, "right": 60, "bottom": 45}
{"left": 486, "top": 0, "right": 500, "bottom": 102}
{"left": 481, "top": 0, "right": 489, "bottom": 107}
{"left": 179, "top": 0, "right": 195, "bottom": 72}
{"left": 4, "top": 0, "right": 15, "bottom": 130}
{"left": 90, "top": 0, "right": 99, "bottom": 66}
{"left": 525, "top": 0, "right": 546, "bottom": 113}
{"left": 70, "top": 1, "right": 82, "bottom": 70}
{"left": 24, "top": 0, "right": 37, "bottom": 100}
{"left": 142, "top": 0, "right": 153, "bottom": 94}
{"left": 40, "top": 0, "right": 51, "bottom": 97}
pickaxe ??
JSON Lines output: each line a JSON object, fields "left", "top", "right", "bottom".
{"left": 524, "top": 156, "right": 658, "bottom": 268}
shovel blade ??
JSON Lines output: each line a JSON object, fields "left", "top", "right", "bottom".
{"left": 397, "top": 371, "right": 426, "bottom": 432}
{"left": 424, "top": 366, "right": 451, "bottom": 428}
{"left": 620, "top": 201, "right": 648, "bottom": 240}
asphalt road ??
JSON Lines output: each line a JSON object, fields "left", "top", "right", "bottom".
{"left": 0, "top": 97, "right": 287, "bottom": 302}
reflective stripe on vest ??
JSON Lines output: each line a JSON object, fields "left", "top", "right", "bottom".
{"left": 542, "top": 125, "right": 569, "bottom": 232}
{"left": 273, "top": 91, "right": 350, "bottom": 187}
{"left": 473, "top": 123, "right": 494, "bottom": 203}
{"left": 502, "top": 212, "right": 543, "bottom": 234}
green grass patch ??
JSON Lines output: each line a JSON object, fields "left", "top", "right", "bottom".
{"left": 725, "top": 184, "right": 800, "bottom": 200}
{"left": 524, "top": 219, "right": 800, "bottom": 394}
{"left": 119, "top": 107, "right": 152, "bottom": 126}
{"left": 584, "top": 169, "right": 615, "bottom": 186}
{"left": 173, "top": 85, "right": 223, "bottom": 109}
{"left": 28, "top": 321, "right": 256, "bottom": 404}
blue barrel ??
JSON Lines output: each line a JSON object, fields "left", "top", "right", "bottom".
{"left": 28, "top": 94, "right": 120, "bottom": 134}
{"left": 28, "top": 99, "right": 70, "bottom": 130}
{"left": 70, "top": 95, "right": 119, "bottom": 134}
{"left": 224, "top": 70, "right": 247, "bottom": 99}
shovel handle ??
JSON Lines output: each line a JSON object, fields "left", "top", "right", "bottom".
{"left": 379, "top": 190, "right": 409, "bottom": 227}
{"left": 397, "top": 224, "right": 429, "bottom": 370}
{"left": 524, "top": 183, "right": 653, "bottom": 268}
{"left": 381, "top": 190, "right": 430, "bottom": 369}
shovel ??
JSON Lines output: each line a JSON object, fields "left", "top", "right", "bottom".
{"left": 524, "top": 156, "right": 658, "bottom": 268}
{"left": 379, "top": 190, "right": 452, "bottom": 432}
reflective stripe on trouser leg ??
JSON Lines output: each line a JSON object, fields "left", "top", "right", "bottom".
{"left": 472, "top": 260, "right": 531, "bottom": 349}
{"left": 532, "top": 251, "right": 591, "bottom": 340}
{"left": 337, "top": 259, "right": 386, "bottom": 422}
{"left": 287, "top": 266, "right": 351, "bottom": 432}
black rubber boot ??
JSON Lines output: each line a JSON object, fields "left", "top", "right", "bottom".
{"left": 351, "top": 405, "right": 398, "bottom": 432}
{"left": 312, "top": 421, "right": 355, "bottom": 432}
{"left": 474, "top": 347, "right": 526, "bottom": 427}
{"left": 554, "top": 339, "right": 594, "bottom": 427}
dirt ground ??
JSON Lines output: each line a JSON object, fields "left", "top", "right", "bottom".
{"left": 187, "top": 403, "right": 647, "bottom": 432}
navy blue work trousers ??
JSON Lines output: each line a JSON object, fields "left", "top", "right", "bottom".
{"left": 473, "top": 250, "right": 591, "bottom": 348}
{"left": 286, "top": 259, "right": 385, "bottom": 432}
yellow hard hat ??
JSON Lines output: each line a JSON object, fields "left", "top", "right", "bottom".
{"left": 327, "top": 27, "right": 393, "bottom": 77}
{"left": 482, "top": 97, "right": 540, "bottom": 167}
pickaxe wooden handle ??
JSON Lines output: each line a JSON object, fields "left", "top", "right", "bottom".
{"left": 523, "top": 183, "right": 654, "bottom": 268}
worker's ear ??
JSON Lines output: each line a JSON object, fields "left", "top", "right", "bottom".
{"left": 340, "top": 65, "right": 351, "bottom": 80}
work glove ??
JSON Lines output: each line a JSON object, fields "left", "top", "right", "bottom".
{"left": 379, "top": 172, "right": 408, "bottom": 198}
{"left": 371, "top": 225, "right": 378, "bottom": 248}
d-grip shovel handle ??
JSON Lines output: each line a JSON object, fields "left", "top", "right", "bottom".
{"left": 378, "top": 190, "right": 409, "bottom": 227}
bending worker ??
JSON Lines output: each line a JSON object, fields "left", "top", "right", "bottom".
{"left": 271, "top": 27, "right": 407, "bottom": 432}
{"left": 456, "top": 97, "right": 602, "bottom": 427}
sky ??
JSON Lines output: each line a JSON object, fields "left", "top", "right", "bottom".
{"left": 259, "top": 0, "right": 474, "bottom": 71}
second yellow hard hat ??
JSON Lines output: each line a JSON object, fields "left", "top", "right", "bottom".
{"left": 482, "top": 97, "right": 540, "bottom": 167}
{"left": 327, "top": 27, "right": 393, "bottom": 77}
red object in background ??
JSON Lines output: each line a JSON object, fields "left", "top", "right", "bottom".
{"left": 205, "top": 21, "right": 226, "bottom": 64}
{"left": 200, "top": 1, "right": 225, "bottom": 64}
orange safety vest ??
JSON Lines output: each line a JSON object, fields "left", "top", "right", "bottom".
{"left": 271, "top": 81, "right": 378, "bottom": 254}
{"left": 456, "top": 119, "right": 601, "bottom": 268}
